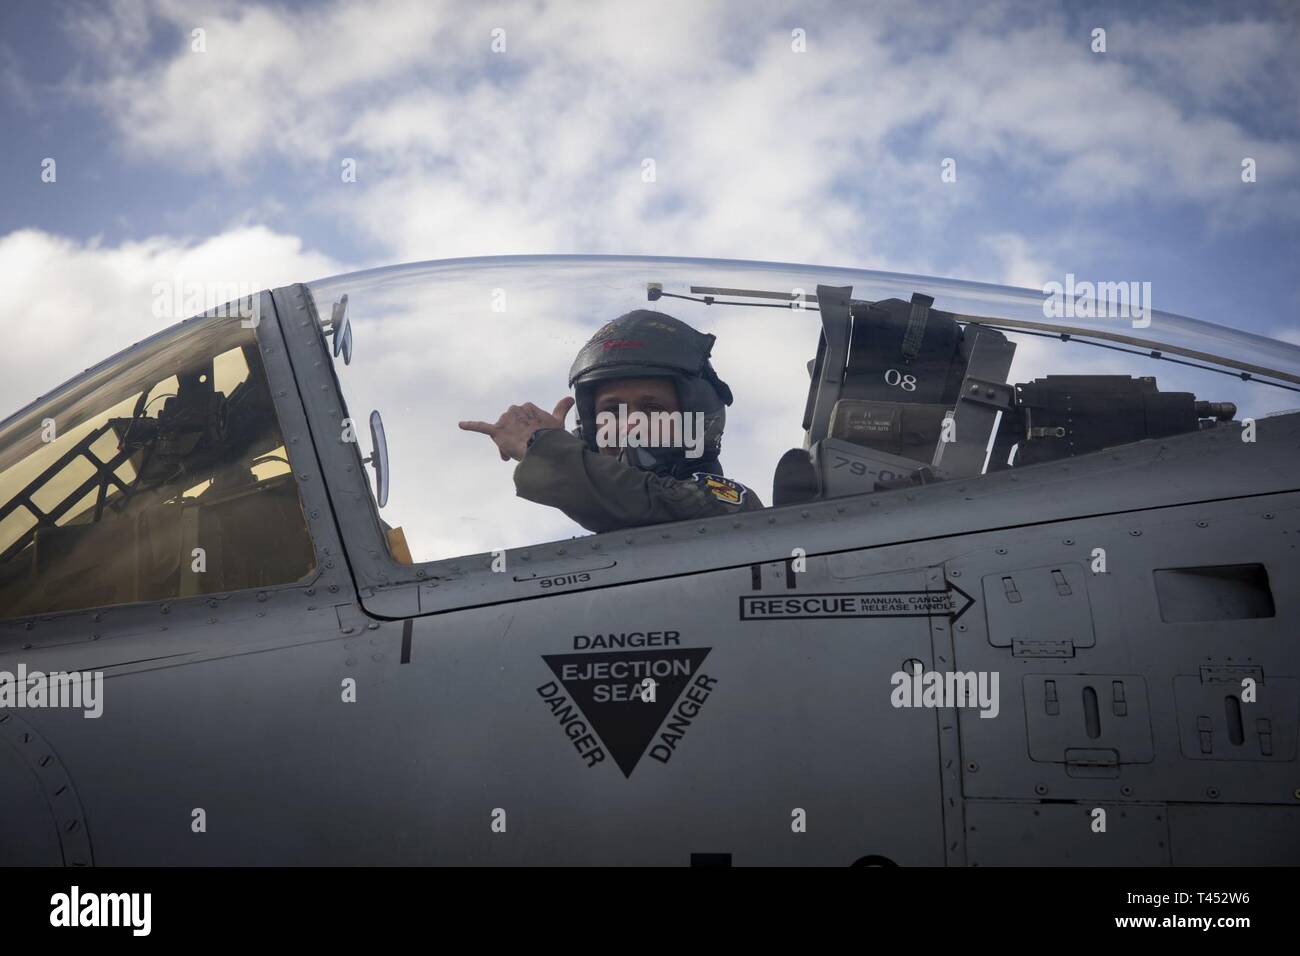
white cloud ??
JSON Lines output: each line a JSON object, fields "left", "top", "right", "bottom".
{"left": 981, "top": 233, "right": 1054, "bottom": 289}
{"left": 1132, "top": 17, "right": 1300, "bottom": 122}
{"left": 0, "top": 43, "right": 37, "bottom": 113}
{"left": 0, "top": 226, "right": 342, "bottom": 416}
{"left": 56, "top": 0, "right": 1299, "bottom": 277}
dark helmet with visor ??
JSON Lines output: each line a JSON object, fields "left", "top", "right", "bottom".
{"left": 568, "top": 310, "right": 733, "bottom": 477}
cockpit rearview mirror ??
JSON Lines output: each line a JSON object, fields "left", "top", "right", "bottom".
{"left": 364, "top": 409, "right": 389, "bottom": 508}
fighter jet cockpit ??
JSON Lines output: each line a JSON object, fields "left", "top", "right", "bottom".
{"left": 0, "top": 312, "right": 316, "bottom": 618}
{"left": 304, "top": 256, "right": 1298, "bottom": 573}
{"left": 2, "top": 256, "right": 1296, "bottom": 620}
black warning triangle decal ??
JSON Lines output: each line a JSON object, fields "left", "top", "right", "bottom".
{"left": 543, "top": 648, "right": 711, "bottom": 777}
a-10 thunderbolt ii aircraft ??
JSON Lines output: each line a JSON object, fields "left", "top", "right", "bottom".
{"left": 0, "top": 255, "right": 1296, "bottom": 867}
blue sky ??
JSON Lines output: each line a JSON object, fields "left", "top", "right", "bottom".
{"left": 1, "top": 0, "right": 1298, "bottom": 408}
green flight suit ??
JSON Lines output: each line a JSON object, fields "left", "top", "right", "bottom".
{"left": 514, "top": 428, "right": 764, "bottom": 533}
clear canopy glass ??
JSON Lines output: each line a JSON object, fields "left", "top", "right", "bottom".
{"left": 306, "top": 255, "right": 1299, "bottom": 563}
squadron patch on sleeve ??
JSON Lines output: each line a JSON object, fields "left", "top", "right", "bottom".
{"left": 692, "top": 472, "right": 746, "bottom": 506}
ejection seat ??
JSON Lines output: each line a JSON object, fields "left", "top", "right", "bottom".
{"left": 772, "top": 285, "right": 1015, "bottom": 506}
{"left": 770, "top": 285, "right": 1239, "bottom": 506}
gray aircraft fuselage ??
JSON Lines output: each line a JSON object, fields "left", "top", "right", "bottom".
{"left": 1, "top": 279, "right": 1297, "bottom": 867}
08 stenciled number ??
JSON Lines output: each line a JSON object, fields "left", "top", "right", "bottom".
{"left": 884, "top": 369, "right": 917, "bottom": 391}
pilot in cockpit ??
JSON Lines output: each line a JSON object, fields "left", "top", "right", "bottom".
{"left": 459, "top": 310, "right": 764, "bottom": 533}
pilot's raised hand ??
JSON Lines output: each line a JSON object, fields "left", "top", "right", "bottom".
{"left": 459, "top": 397, "right": 575, "bottom": 462}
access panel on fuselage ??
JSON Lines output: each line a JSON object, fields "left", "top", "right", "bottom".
{"left": 387, "top": 561, "right": 950, "bottom": 865}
